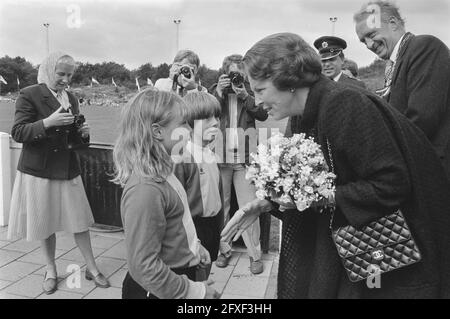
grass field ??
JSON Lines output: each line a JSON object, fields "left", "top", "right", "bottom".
{"left": 1, "top": 100, "right": 287, "bottom": 252}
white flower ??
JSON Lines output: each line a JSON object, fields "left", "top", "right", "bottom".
{"left": 247, "top": 133, "right": 336, "bottom": 214}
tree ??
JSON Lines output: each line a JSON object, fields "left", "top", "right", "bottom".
{"left": 154, "top": 63, "right": 170, "bottom": 81}
{"left": 0, "top": 55, "right": 37, "bottom": 93}
{"left": 136, "top": 63, "right": 156, "bottom": 83}
{"left": 197, "top": 64, "right": 220, "bottom": 90}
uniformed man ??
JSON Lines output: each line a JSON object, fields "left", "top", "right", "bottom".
{"left": 313, "top": 36, "right": 366, "bottom": 89}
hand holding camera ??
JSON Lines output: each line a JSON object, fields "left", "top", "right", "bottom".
{"left": 171, "top": 63, "right": 196, "bottom": 91}
{"left": 216, "top": 72, "right": 248, "bottom": 99}
{"left": 78, "top": 122, "right": 90, "bottom": 139}
{"left": 43, "top": 106, "right": 74, "bottom": 129}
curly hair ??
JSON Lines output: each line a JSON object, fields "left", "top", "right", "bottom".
{"left": 243, "top": 33, "right": 322, "bottom": 91}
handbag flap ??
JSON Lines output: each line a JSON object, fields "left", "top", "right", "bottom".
{"left": 331, "top": 210, "right": 412, "bottom": 259}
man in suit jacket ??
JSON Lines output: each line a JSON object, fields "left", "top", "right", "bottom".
{"left": 354, "top": 1, "right": 450, "bottom": 179}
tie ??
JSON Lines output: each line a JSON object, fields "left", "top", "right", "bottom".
{"left": 384, "top": 59, "right": 394, "bottom": 87}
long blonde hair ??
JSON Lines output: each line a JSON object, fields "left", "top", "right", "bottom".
{"left": 112, "top": 88, "right": 187, "bottom": 186}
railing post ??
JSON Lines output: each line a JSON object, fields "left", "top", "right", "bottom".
{"left": 0, "top": 132, "right": 11, "bottom": 226}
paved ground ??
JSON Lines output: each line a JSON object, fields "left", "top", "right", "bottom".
{"left": 0, "top": 225, "right": 278, "bottom": 299}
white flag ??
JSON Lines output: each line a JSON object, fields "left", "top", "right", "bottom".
{"left": 112, "top": 77, "right": 117, "bottom": 87}
{"left": 92, "top": 77, "right": 99, "bottom": 85}
{"left": 136, "top": 77, "right": 141, "bottom": 92}
{"left": 147, "top": 78, "right": 153, "bottom": 86}
{"left": 0, "top": 75, "right": 7, "bottom": 85}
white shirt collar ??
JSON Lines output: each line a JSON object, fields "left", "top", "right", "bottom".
{"left": 333, "top": 72, "right": 343, "bottom": 82}
{"left": 390, "top": 33, "right": 406, "bottom": 63}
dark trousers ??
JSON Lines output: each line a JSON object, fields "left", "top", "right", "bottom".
{"left": 122, "top": 266, "right": 198, "bottom": 299}
{"left": 194, "top": 214, "right": 221, "bottom": 263}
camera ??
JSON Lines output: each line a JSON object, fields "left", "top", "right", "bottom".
{"left": 224, "top": 71, "right": 245, "bottom": 95}
{"left": 228, "top": 71, "right": 244, "bottom": 87}
{"left": 52, "top": 113, "right": 89, "bottom": 150}
{"left": 73, "top": 114, "right": 86, "bottom": 129}
{"left": 173, "top": 65, "right": 193, "bottom": 90}
{"left": 180, "top": 65, "right": 192, "bottom": 79}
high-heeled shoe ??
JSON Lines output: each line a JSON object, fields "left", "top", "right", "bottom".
{"left": 85, "top": 269, "right": 110, "bottom": 288}
{"left": 42, "top": 271, "right": 57, "bottom": 295}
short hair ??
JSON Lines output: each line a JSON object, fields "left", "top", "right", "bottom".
{"left": 182, "top": 91, "right": 221, "bottom": 128}
{"left": 222, "top": 54, "right": 244, "bottom": 74}
{"left": 112, "top": 88, "right": 188, "bottom": 186}
{"left": 353, "top": 1, "right": 405, "bottom": 27}
{"left": 342, "top": 59, "right": 359, "bottom": 77}
{"left": 243, "top": 33, "right": 322, "bottom": 90}
{"left": 173, "top": 49, "right": 200, "bottom": 68}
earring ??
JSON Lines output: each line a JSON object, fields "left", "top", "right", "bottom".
{"left": 290, "top": 88, "right": 296, "bottom": 93}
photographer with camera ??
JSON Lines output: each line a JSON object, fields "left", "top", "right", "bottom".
{"left": 8, "top": 52, "right": 109, "bottom": 295}
{"left": 155, "top": 49, "right": 207, "bottom": 96}
{"left": 209, "top": 54, "right": 268, "bottom": 275}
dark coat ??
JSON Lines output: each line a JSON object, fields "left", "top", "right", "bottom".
{"left": 276, "top": 76, "right": 450, "bottom": 299}
{"left": 209, "top": 83, "right": 268, "bottom": 164}
{"left": 338, "top": 73, "right": 367, "bottom": 89}
{"left": 11, "top": 83, "right": 88, "bottom": 180}
{"left": 285, "top": 74, "right": 366, "bottom": 138}
{"left": 387, "top": 34, "right": 450, "bottom": 179}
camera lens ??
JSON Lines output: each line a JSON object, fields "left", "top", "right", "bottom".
{"left": 180, "top": 66, "right": 192, "bottom": 79}
{"left": 230, "top": 72, "right": 244, "bottom": 87}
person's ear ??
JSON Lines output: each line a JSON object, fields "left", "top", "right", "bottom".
{"left": 388, "top": 16, "right": 400, "bottom": 31}
{"left": 152, "top": 123, "right": 164, "bottom": 141}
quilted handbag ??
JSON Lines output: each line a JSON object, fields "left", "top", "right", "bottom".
{"left": 325, "top": 140, "right": 422, "bottom": 282}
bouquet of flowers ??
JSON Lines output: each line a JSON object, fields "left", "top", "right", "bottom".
{"left": 246, "top": 132, "right": 336, "bottom": 212}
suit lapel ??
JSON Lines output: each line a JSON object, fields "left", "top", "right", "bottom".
{"left": 39, "top": 83, "right": 62, "bottom": 113}
{"left": 391, "top": 33, "right": 414, "bottom": 86}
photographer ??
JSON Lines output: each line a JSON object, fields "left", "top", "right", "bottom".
{"left": 209, "top": 54, "right": 268, "bottom": 274}
{"left": 155, "top": 49, "right": 207, "bottom": 96}
{"left": 7, "top": 52, "right": 109, "bottom": 295}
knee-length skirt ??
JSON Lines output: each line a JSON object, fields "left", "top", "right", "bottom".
{"left": 7, "top": 172, "right": 95, "bottom": 241}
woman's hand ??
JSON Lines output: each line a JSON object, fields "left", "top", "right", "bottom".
{"left": 203, "top": 279, "right": 220, "bottom": 299}
{"left": 221, "top": 199, "right": 273, "bottom": 243}
{"left": 216, "top": 74, "right": 231, "bottom": 98}
{"left": 43, "top": 106, "right": 74, "bottom": 128}
{"left": 269, "top": 190, "right": 297, "bottom": 211}
{"left": 78, "top": 122, "right": 90, "bottom": 139}
{"left": 198, "top": 244, "right": 211, "bottom": 268}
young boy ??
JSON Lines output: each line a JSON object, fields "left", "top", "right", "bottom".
{"left": 174, "top": 91, "right": 224, "bottom": 280}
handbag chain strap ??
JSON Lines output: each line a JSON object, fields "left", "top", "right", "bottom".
{"left": 326, "top": 139, "right": 336, "bottom": 231}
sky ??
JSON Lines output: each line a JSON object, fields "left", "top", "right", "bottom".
{"left": 0, "top": 0, "right": 449, "bottom": 70}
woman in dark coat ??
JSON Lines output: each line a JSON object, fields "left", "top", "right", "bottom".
{"left": 8, "top": 52, "right": 109, "bottom": 294}
{"left": 222, "top": 33, "right": 450, "bottom": 299}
